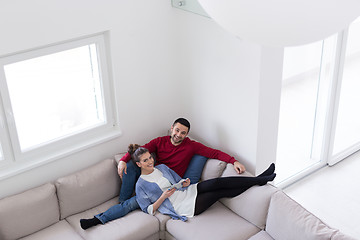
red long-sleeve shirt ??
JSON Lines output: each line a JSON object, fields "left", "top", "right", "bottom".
{"left": 120, "top": 136, "right": 236, "bottom": 177}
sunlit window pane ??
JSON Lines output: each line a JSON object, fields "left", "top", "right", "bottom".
{"left": 4, "top": 44, "right": 105, "bottom": 151}
{"left": 276, "top": 41, "right": 323, "bottom": 183}
{"left": 333, "top": 17, "right": 360, "bottom": 155}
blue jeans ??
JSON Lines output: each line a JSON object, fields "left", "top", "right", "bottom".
{"left": 96, "top": 155, "right": 208, "bottom": 224}
{"left": 183, "top": 154, "right": 208, "bottom": 184}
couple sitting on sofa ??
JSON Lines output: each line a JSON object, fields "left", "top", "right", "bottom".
{"left": 80, "top": 118, "right": 276, "bottom": 229}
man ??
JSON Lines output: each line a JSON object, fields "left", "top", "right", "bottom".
{"left": 80, "top": 118, "right": 246, "bottom": 229}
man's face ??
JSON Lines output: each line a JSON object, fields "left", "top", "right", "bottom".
{"left": 170, "top": 123, "right": 189, "bottom": 146}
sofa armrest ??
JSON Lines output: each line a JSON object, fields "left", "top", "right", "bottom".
{"left": 266, "top": 191, "right": 338, "bottom": 240}
{"left": 221, "top": 184, "right": 278, "bottom": 229}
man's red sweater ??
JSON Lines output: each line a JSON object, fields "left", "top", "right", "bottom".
{"left": 120, "top": 136, "right": 236, "bottom": 177}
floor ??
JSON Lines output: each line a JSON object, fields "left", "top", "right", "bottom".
{"left": 283, "top": 150, "right": 360, "bottom": 239}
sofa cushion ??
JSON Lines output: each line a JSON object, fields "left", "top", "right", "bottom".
{"left": 221, "top": 163, "right": 254, "bottom": 177}
{"left": 0, "top": 183, "right": 59, "bottom": 240}
{"left": 154, "top": 212, "right": 171, "bottom": 240}
{"left": 114, "top": 153, "right": 125, "bottom": 163}
{"left": 166, "top": 202, "right": 260, "bottom": 240}
{"left": 19, "top": 220, "right": 83, "bottom": 240}
{"left": 55, "top": 158, "right": 121, "bottom": 219}
{"left": 66, "top": 197, "right": 159, "bottom": 240}
{"left": 248, "top": 230, "right": 274, "bottom": 240}
{"left": 221, "top": 185, "right": 278, "bottom": 229}
{"left": 331, "top": 231, "right": 358, "bottom": 240}
{"left": 266, "top": 191, "right": 337, "bottom": 240}
{"left": 201, "top": 159, "right": 227, "bottom": 180}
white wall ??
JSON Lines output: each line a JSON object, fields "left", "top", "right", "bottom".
{"left": 170, "top": 10, "right": 283, "bottom": 174}
{"left": 0, "top": 0, "right": 283, "bottom": 198}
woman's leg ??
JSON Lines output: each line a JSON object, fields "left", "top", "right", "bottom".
{"left": 194, "top": 174, "right": 276, "bottom": 215}
{"left": 197, "top": 164, "right": 275, "bottom": 194}
{"left": 194, "top": 188, "right": 248, "bottom": 215}
{"left": 258, "top": 163, "right": 275, "bottom": 177}
{"left": 194, "top": 164, "right": 276, "bottom": 215}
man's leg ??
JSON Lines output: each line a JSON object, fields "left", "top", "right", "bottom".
{"left": 80, "top": 161, "right": 141, "bottom": 229}
{"left": 183, "top": 155, "right": 208, "bottom": 184}
{"left": 119, "top": 161, "right": 141, "bottom": 202}
{"left": 95, "top": 196, "right": 139, "bottom": 224}
{"left": 81, "top": 196, "right": 140, "bottom": 229}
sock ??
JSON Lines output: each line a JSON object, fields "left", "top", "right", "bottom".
{"left": 268, "top": 173, "right": 276, "bottom": 182}
{"left": 80, "top": 217, "right": 101, "bottom": 230}
{"left": 258, "top": 163, "right": 275, "bottom": 177}
{"left": 259, "top": 173, "right": 276, "bottom": 186}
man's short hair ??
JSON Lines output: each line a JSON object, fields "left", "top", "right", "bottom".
{"left": 173, "top": 118, "right": 190, "bottom": 132}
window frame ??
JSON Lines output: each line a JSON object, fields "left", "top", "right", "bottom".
{"left": 0, "top": 33, "right": 120, "bottom": 179}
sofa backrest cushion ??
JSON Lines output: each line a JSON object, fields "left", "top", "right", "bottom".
{"left": 266, "top": 191, "right": 337, "bottom": 240}
{"left": 201, "top": 159, "right": 227, "bottom": 181}
{"left": 114, "top": 153, "right": 125, "bottom": 163}
{"left": 55, "top": 158, "right": 120, "bottom": 219}
{"left": 0, "top": 183, "right": 59, "bottom": 240}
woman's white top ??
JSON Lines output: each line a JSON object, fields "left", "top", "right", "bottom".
{"left": 140, "top": 168, "right": 198, "bottom": 217}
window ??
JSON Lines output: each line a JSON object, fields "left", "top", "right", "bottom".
{"left": 332, "top": 17, "right": 360, "bottom": 159}
{"left": 0, "top": 34, "right": 120, "bottom": 178}
{"left": 276, "top": 17, "right": 360, "bottom": 186}
{"left": 276, "top": 40, "right": 325, "bottom": 184}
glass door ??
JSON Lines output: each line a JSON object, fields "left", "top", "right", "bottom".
{"left": 276, "top": 17, "right": 360, "bottom": 187}
{"left": 330, "top": 17, "right": 360, "bottom": 165}
{"left": 275, "top": 40, "right": 325, "bottom": 185}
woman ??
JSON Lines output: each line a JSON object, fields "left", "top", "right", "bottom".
{"left": 132, "top": 144, "right": 276, "bottom": 221}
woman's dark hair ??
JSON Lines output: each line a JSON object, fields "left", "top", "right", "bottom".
{"left": 173, "top": 118, "right": 190, "bottom": 132}
{"left": 128, "top": 144, "right": 149, "bottom": 164}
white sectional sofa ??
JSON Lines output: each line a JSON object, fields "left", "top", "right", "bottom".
{"left": 0, "top": 157, "right": 355, "bottom": 240}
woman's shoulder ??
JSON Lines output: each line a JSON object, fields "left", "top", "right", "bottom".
{"left": 136, "top": 176, "right": 146, "bottom": 186}
{"left": 156, "top": 164, "right": 170, "bottom": 171}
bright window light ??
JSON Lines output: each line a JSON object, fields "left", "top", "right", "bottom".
{"left": 4, "top": 44, "right": 105, "bottom": 151}
{"left": 333, "top": 17, "right": 360, "bottom": 155}
{"left": 276, "top": 40, "right": 324, "bottom": 184}
{"left": 0, "top": 34, "right": 119, "bottom": 177}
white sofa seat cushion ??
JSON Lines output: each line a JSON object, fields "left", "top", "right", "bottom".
{"left": 19, "top": 220, "right": 83, "bottom": 240}
{"left": 55, "top": 158, "right": 121, "bottom": 219}
{"left": 154, "top": 212, "right": 171, "bottom": 240}
{"left": 266, "top": 191, "right": 338, "bottom": 240}
{"left": 0, "top": 183, "right": 59, "bottom": 240}
{"left": 166, "top": 202, "right": 260, "bottom": 240}
{"left": 66, "top": 197, "right": 159, "bottom": 240}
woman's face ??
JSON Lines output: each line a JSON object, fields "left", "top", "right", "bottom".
{"left": 137, "top": 151, "right": 155, "bottom": 172}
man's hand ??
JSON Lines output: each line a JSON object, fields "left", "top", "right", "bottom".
{"left": 233, "top": 161, "right": 246, "bottom": 174}
{"left": 118, "top": 161, "right": 127, "bottom": 179}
